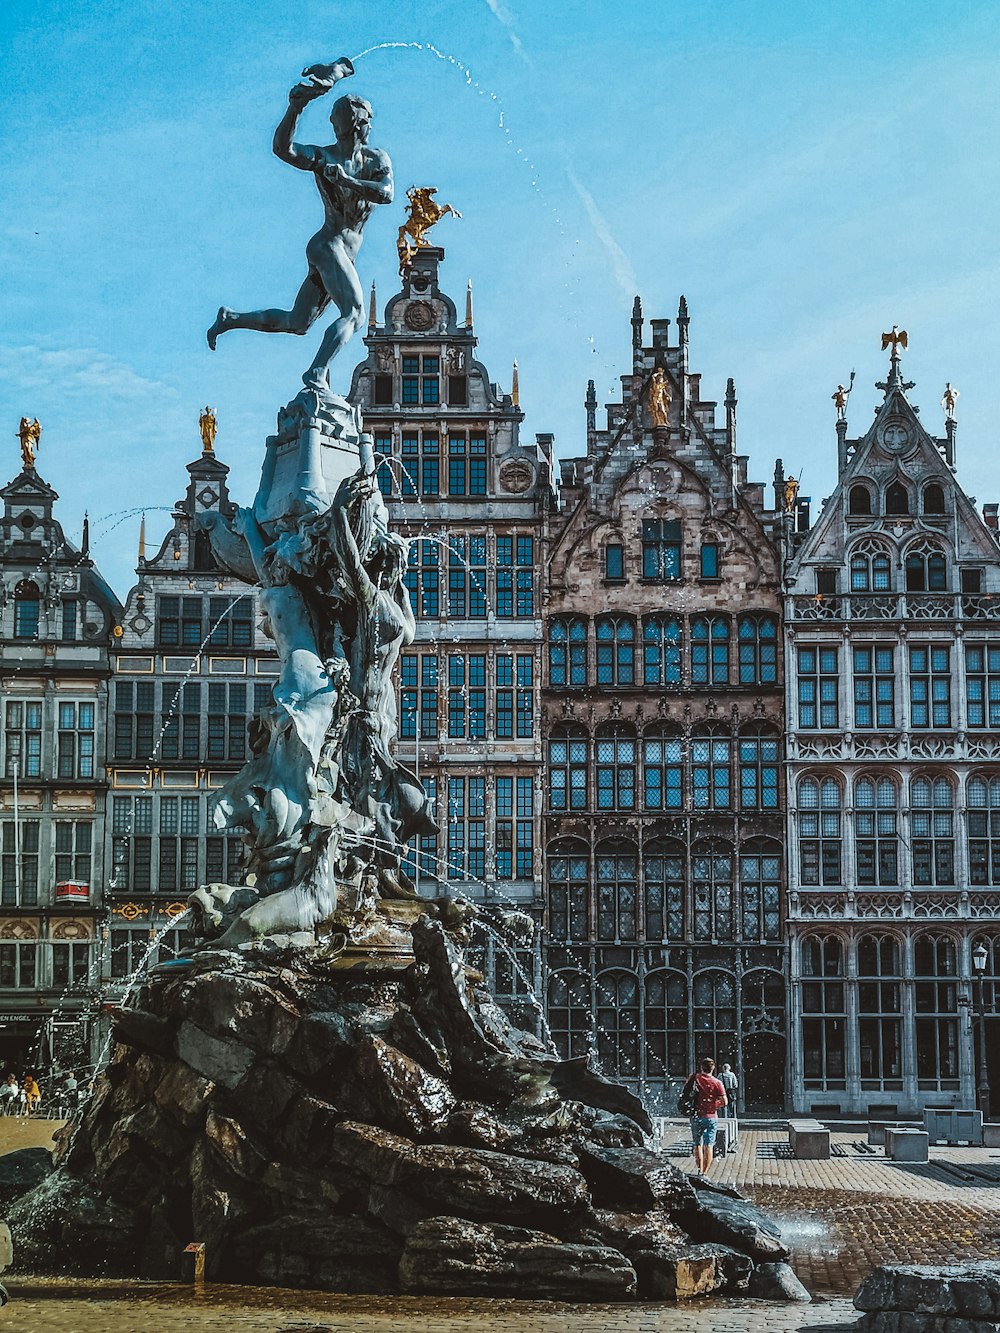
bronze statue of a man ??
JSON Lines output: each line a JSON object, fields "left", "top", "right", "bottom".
{"left": 207, "top": 59, "right": 394, "bottom": 387}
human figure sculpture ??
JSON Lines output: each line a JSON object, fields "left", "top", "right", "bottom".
{"left": 942, "top": 382, "right": 959, "bottom": 419}
{"left": 207, "top": 58, "right": 394, "bottom": 387}
{"left": 397, "top": 187, "right": 461, "bottom": 275}
{"left": 832, "top": 384, "right": 849, "bottom": 419}
{"left": 783, "top": 476, "right": 800, "bottom": 514}
{"left": 17, "top": 417, "right": 41, "bottom": 469}
{"left": 199, "top": 406, "right": 217, "bottom": 452}
{"left": 647, "top": 368, "right": 671, "bottom": 428}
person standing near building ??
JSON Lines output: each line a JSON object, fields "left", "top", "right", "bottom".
{"left": 719, "top": 1062, "right": 739, "bottom": 1117}
{"left": 689, "top": 1056, "right": 727, "bottom": 1176}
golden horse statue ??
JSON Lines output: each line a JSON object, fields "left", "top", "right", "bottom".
{"left": 397, "top": 187, "right": 461, "bottom": 275}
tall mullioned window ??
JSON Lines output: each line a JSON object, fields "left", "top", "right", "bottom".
{"left": 691, "top": 727, "right": 731, "bottom": 809}
{"left": 496, "top": 776, "right": 533, "bottom": 879}
{"left": 111, "top": 796, "right": 153, "bottom": 892}
{"left": 447, "top": 536, "right": 487, "bottom": 618}
{"left": 1, "top": 822, "right": 39, "bottom": 906}
{"left": 853, "top": 645, "right": 895, "bottom": 729}
{"left": 643, "top": 615, "right": 682, "bottom": 686}
{"left": 857, "top": 935, "right": 902, "bottom": 1082}
{"left": 595, "top": 842, "right": 640, "bottom": 943}
{"left": 548, "top": 724, "right": 587, "bottom": 811}
{"left": 13, "top": 580, "right": 40, "bottom": 639}
{"left": 158, "top": 796, "right": 201, "bottom": 892}
{"left": 911, "top": 777, "right": 955, "bottom": 885}
{"left": 797, "top": 645, "right": 839, "bottom": 728}
{"left": 644, "top": 841, "right": 685, "bottom": 941}
{"left": 158, "top": 595, "right": 203, "bottom": 648}
{"left": 692, "top": 844, "right": 735, "bottom": 941}
{"left": 966, "top": 644, "right": 1000, "bottom": 728}
{"left": 208, "top": 595, "right": 253, "bottom": 648}
{"left": 549, "top": 617, "right": 587, "bottom": 687}
{"left": 642, "top": 725, "right": 682, "bottom": 810}
{"left": 448, "top": 432, "right": 487, "bottom": 496}
{"left": 401, "top": 432, "right": 439, "bottom": 496}
{"left": 800, "top": 935, "right": 846, "bottom": 1088}
{"left": 54, "top": 821, "right": 93, "bottom": 883}
{"left": 854, "top": 777, "right": 899, "bottom": 886}
{"left": 446, "top": 776, "right": 485, "bottom": 880}
{"left": 4, "top": 701, "right": 43, "bottom": 778}
{"left": 595, "top": 724, "right": 637, "bottom": 810}
{"left": 399, "top": 654, "right": 438, "bottom": 739}
{"left": 641, "top": 519, "right": 681, "bottom": 580}
{"left": 595, "top": 616, "right": 635, "bottom": 686}
{"left": 401, "top": 353, "right": 439, "bottom": 405}
{"left": 496, "top": 536, "right": 533, "bottom": 617}
{"left": 447, "top": 655, "right": 485, "bottom": 739}
{"left": 691, "top": 616, "right": 730, "bottom": 686}
{"left": 737, "top": 615, "right": 778, "bottom": 685}
{"left": 738, "top": 725, "right": 779, "bottom": 810}
{"left": 547, "top": 843, "right": 589, "bottom": 941}
{"left": 405, "top": 540, "right": 440, "bottom": 618}
{"left": 207, "top": 683, "right": 248, "bottom": 761}
{"left": 161, "top": 682, "right": 202, "bottom": 761}
{"left": 740, "top": 844, "right": 781, "bottom": 941}
{"left": 914, "top": 935, "right": 959, "bottom": 1086}
{"left": 909, "top": 644, "right": 951, "bottom": 728}
{"left": 798, "top": 776, "right": 842, "bottom": 886}
{"left": 968, "top": 775, "right": 1000, "bottom": 887}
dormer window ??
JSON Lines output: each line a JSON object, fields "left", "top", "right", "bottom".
{"left": 885, "top": 481, "right": 910, "bottom": 516}
{"left": 641, "top": 519, "right": 681, "bottom": 581}
{"left": 849, "top": 485, "right": 873, "bottom": 516}
{"left": 923, "top": 483, "right": 946, "bottom": 515}
{"left": 13, "top": 580, "right": 40, "bottom": 639}
{"left": 402, "top": 354, "right": 439, "bottom": 406}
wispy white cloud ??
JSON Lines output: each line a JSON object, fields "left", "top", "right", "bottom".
{"left": 0, "top": 344, "right": 180, "bottom": 400}
{"left": 482, "top": 0, "right": 532, "bottom": 66}
{"left": 567, "top": 168, "right": 638, "bottom": 305}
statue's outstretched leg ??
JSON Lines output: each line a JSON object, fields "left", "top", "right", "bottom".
{"left": 207, "top": 271, "right": 328, "bottom": 349}
{"left": 304, "top": 243, "right": 365, "bottom": 382}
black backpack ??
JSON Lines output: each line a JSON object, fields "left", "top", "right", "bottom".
{"left": 677, "top": 1075, "right": 698, "bottom": 1117}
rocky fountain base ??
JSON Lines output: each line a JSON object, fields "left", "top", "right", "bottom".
{"left": 7, "top": 910, "right": 804, "bottom": 1304}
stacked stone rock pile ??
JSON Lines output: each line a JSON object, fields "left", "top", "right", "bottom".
{"left": 855, "top": 1262, "right": 1000, "bottom": 1333}
{"left": 6, "top": 917, "right": 807, "bottom": 1303}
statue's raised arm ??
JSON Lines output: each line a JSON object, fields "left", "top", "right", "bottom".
{"left": 207, "top": 56, "right": 392, "bottom": 389}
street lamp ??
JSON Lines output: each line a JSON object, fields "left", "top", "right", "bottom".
{"left": 973, "top": 941, "right": 990, "bottom": 1122}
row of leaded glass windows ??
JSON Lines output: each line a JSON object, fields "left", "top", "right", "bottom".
{"left": 799, "top": 643, "right": 1000, "bottom": 730}
{"left": 549, "top": 614, "right": 778, "bottom": 688}
{"left": 4, "top": 700, "right": 95, "bottom": 779}
{"left": 549, "top": 725, "right": 779, "bottom": 812}
{"left": 404, "top": 535, "right": 534, "bottom": 619}
{"left": 548, "top": 844, "right": 781, "bottom": 944}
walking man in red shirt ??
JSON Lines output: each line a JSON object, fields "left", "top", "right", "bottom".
{"left": 688, "top": 1056, "right": 728, "bottom": 1176}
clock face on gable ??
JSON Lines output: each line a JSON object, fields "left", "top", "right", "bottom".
{"left": 879, "top": 419, "right": 913, "bottom": 455}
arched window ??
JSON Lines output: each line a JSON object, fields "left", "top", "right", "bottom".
{"left": 595, "top": 723, "right": 636, "bottom": 810}
{"left": 692, "top": 969, "right": 737, "bottom": 1068}
{"left": 548, "top": 617, "right": 587, "bottom": 687}
{"left": 849, "top": 484, "right": 873, "bottom": 515}
{"left": 905, "top": 540, "right": 947, "bottom": 592}
{"left": 595, "top": 616, "right": 635, "bottom": 686}
{"left": 595, "top": 970, "right": 640, "bottom": 1078}
{"left": 885, "top": 481, "right": 910, "bottom": 515}
{"left": 547, "top": 723, "right": 588, "bottom": 811}
{"left": 596, "top": 840, "right": 639, "bottom": 941}
{"left": 854, "top": 777, "right": 899, "bottom": 886}
{"left": 644, "top": 838, "right": 684, "bottom": 941}
{"left": 738, "top": 724, "right": 779, "bottom": 810}
{"left": 691, "top": 615, "right": 730, "bottom": 685}
{"left": 643, "top": 615, "right": 682, "bottom": 686}
{"left": 740, "top": 838, "right": 781, "bottom": 941}
{"left": 741, "top": 968, "right": 785, "bottom": 1028}
{"left": 914, "top": 935, "right": 958, "bottom": 1085}
{"left": 799, "top": 935, "right": 845, "bottom": 1087}
{"left": 692, "top": 841, "right": 735, "bottom": 940}
{"left": 798, "top": 776, "right": 842, "bottom": 885}
{"left": 547, "top": 970, "right": 592, "bottom": 1060}
{"left": 737, "top": 614, "right": 778, "bottom": 685}
{"left": 857, "top": 934, "right": 902, "bottom": 1082}
{"left": 642, "top": 724, "right": 683, "bottom": 810}
{"left": 547, "top": 840, "right": 589, "bottom": 941}
{"left": 968, "top": 776, "right": 1000, "bottom": 886}
{"left": 692, "top": 724, "right": 731, "bottom": 809}
{"left": 644, "top": 970, "right": 688, "bottom": 1078}
{"left": 13, "top": 580, "right": 40, "bottom": 640}
{"left": 911, "top": 777, "right": 955, "bottom": 885}
{"left": 850, "top": 539, "right": 892, "bottom": 592}
{"left": 923, "top": 483, "right": 946, "bottom": 515}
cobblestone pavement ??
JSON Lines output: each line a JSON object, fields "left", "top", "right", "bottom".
{"left": 0, "top": 1280, "right": 862, "bottom": 1333}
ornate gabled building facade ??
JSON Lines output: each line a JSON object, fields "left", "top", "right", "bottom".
{"left": 347, "top": 246, "right": 556, "bottom": 1027}
{"left": 543, "top": 298, "right": 786, "bottom": 1113}
{"left": 0, "top": 447, "right": 122, "bottom": 1072}
{"left": 103, "top": 425, "right": 276, "bottom": 1001}
{"left": 785, "top": 337, "right": 1000, "bottom": 1117}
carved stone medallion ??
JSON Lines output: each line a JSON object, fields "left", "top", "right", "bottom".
{"left": 500, "top": 461, "right": 533, "bottom": 494}
{"left": 404, "top": 301, "right": 435, "bottom": 332}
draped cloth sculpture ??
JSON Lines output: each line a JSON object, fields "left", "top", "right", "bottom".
{"left": 193, "top": 65, "right": 434, "bottom": 951}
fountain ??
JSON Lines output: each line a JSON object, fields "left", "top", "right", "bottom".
{"left": 6, "top": 52, "right": 803, "bottom": 1305}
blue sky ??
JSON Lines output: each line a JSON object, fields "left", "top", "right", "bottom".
{"left": 2, "top": 0, "right": 999, "bottom": 596}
